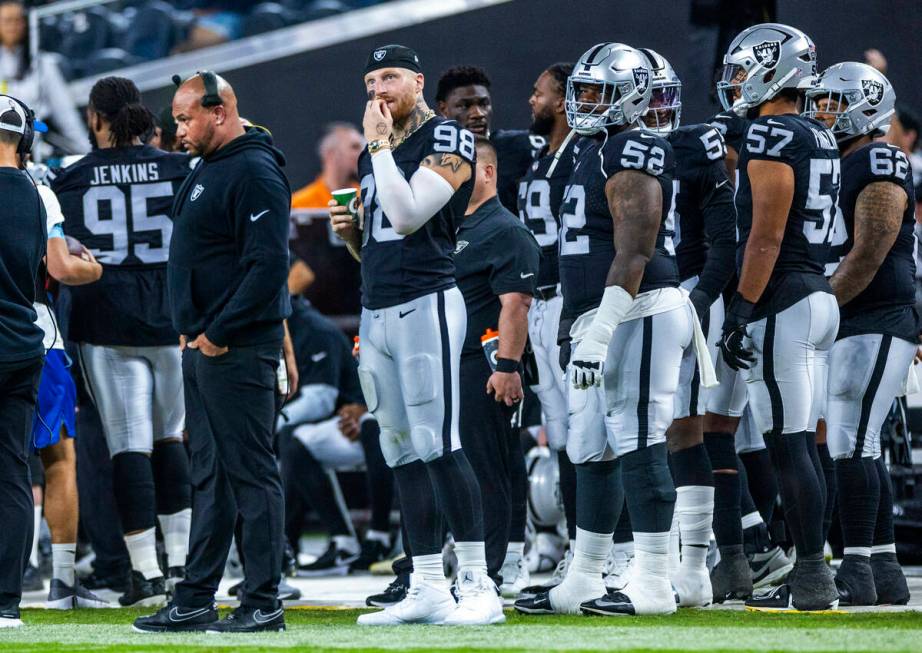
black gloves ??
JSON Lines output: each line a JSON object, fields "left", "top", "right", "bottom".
{"left": 719, "top": 292, "right": 756, "bottom": 371}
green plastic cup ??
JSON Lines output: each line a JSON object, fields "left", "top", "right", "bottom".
{"left": 331, "top": 187, "right": 359, "bottom": 226}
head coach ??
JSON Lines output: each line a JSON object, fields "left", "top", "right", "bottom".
{"left": 134, "top": 72, "right": 291, "bottom": 634}
{"left": 0, "top": 95, "right": 47, "bottom": 629}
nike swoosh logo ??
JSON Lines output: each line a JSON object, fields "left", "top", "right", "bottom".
{"left": 169, "top": 607, "right": 209, "bottom": 622}
{"left": 766, "top": 119, "right": 785, "bottom": 126}
{"left": 520, "top": 272, "right": 535, "bottom": 279}
{"left": 399, "top": 309, "right": 416, "bottom": 319}
{"left": 253, "top": 608, "right": 283, "bottom": 624}
{"left": 715, "top": 180, "right": 729, "bottom": 189}
{"left": 310, "top": 352, "right": 328, "bottom": 362}
{"left": 250, "top": 209, "right": 270, "bottom": 222}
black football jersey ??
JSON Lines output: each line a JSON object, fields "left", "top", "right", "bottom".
{"left": 516, "top": 137, "right": 576, "bottom": 288}
{"left": 559, "top": 129, "right": 679, "bottom": 319}
{"left": 736, "top": 114, "right": 839, "bottom": 318}
{"left": 358, "top": 117, "right": 476, "bottom": 310}
{"left": 669, "top": 124, "right": 736, "bottom": 299}
{"left": 708, "top": 110, "right": 748, "bottom": 155}
{"left": 493, "top": 129, "right": 545, "bottom": 214}
{"left": 832, "top": 142, "right": 918, "bottom": 341}
{"left": 52, "top": 145, "right": 193, "bottom": 346}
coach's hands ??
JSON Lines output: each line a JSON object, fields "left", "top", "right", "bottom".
{"left": 487, "top": 370, "right": 523, "bottom": 406}
{"left": 719, "top": 292, "right": 755, "bottom": 371}
{"left": 186, "top": 333, "right": 229, "bottom": 357}
{"left": 363, "top": 97, "right": 393, "bottom": 143}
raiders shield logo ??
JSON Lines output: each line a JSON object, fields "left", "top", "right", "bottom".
{"left": 191, "top": 183, "right": 204, "bottom": 201}
{"left": 632, "top": 67, "right": 650, "bottom": 94}
{"left": 862, "top": 79, "right": 884, "bottom": 106}
{"left": 373, "top": 49, "right": 387, "bottom": 62}
{"left": 454, "top": 240, "right": 469, "bottom": 255}
{"left": 753, "top": 40, "right": 781, "bottom": 70}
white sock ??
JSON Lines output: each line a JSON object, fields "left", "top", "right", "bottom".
{"left": 412, "top": 553, "right": 446, "bottom": 583}
{"left": 52, "top": 543, "right": 76, "bottom": 586}
{"left": 454, "top": 541, "right": 487, "bottom": 575}
{"left": 741, "top": 510, "right": 763, "bottom": 530}
{"left": 569, "top": 539, "right": 576, "bottom": 553}
{"left": 30, "top": 506, "right": 42, "bottom": 567}
{"left": 365, "top": 529, "right": 390, "bottom": 547}
{"left": 612, "top": 540, "right": 634, "bottom": 557}
{"left": 570, "top": 527, "right": 611, "bottom": 576}
{"left": 668, "top": 512, "right": 680, "bottom": 575}
{"left": 634, "top": 531, "right": 670, "bottom": 581}
{"left": 124, "top": 528, "right": 162, "bottom": 580}
{"left": 157, "top": 508, "right": 191, "bottom": 568}
{"left": 871, "top": 543, "right": 896, "bottom": 555}
{"left": 843, "top": 546, "right": 871, "bottom": 558}
{"left": 677, "top": 486, "right": 713, "bottom": 569}
{"left": 333, "top": 535, "right": 360, "bottom": 555}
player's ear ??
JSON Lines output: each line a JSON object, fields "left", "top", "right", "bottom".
{"left": 415, "top": 72, "right": 424, "bottom": 94}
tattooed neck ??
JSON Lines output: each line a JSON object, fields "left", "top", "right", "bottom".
{"left": 392, "top": 98, "right": 431, "bottom": 142}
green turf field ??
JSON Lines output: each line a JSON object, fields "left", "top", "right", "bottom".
{"left": 2, "top": 607, "right": 922, "bottom": 653}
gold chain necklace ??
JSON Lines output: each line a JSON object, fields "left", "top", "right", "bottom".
{"left": 391, "top": 109, "right": 436, "bottom": 148}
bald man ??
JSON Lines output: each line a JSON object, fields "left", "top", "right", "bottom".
{"left": 134, "top": 72, "right": 291, "bottom": 634}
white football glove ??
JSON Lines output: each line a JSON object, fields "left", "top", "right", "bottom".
{"left": 570, "top": 333, "right": 609, "bottom": 389}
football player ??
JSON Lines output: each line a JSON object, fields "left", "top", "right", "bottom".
{"left": 717, "top": 23, "right": 841, "bottom": 611}
{"left": 52, "top": 77, "right": 193, "bottom": 607}
{"left": 639, "top": 49, "right": 736, "bottom": 608}
{"left": 435, "top": 65, "right": 544, "bottom": 213}
{"left": 515, "top": 62, "right": 578, "bottom": 594}
{"left": 805, "top": 62, "right": 915, "bottom": 606}
{"left": 516, "top": 42, "right": 705, "bottom": 617}
{"left": 330, "top": 45, "right": 501, "bottom": 626}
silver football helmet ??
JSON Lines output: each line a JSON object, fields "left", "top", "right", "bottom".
{"left": 803, "top": 62, "right": 895, "bottom": 139}
{"left": 566, "top": 42, "right": 652, "bottom": 135}
{"left": 717, "top": 23, "right": 817, "bottom": 116}
{"left": 638, "top": 48, "right": 681, "bottom": 134}
{"left": 526, "top": 447, "right": 563, "bottom": 529}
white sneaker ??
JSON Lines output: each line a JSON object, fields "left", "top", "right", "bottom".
{"left": 526, "top": 532, "right": 565, "bottom": 574}
{"left": 583, "top": 573, "right": 676, "bottom": 616}
{"left": 499, "top": 557, "right": 530, "bottom": 598}
{"left": 357, "top": 574, "right": 456, "bottom": 626}
{"left": 547, "top": 570, "right": 607, "bottom": 615}
{"left": 442, "top": 570, "right": 505, "bottom": 625}
{"left": 0, "top": 615, "right": 22, "bottom": 629}
{"left": 672, "top": 563, "right": 713, "bottom": 608}
{"left": 604, "top": 550, "right": 634, "bottom": 591}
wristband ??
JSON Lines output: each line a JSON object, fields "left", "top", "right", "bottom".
{"left": 368, "top": 139, "right": 391, "bottom": 155}
{"left": 495, "top": 357, "right": 519, "bottom": 373}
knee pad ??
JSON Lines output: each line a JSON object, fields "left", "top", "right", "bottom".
{"left": 621, "top": 444, "right": 677, "bottom": 505}
{"left": 410, "top": 425, "right": 443, "bottom": 463}
{"left": 378, "top": 427, "right": 416, "bottom": 468}
{"left": 704, "top": 432, "right": 738, "bottom": 471}
{"left": 151, "top": 440, "right": 191, "bottom": 515}
{"left": 112, "top": 452, "right": 156, "bottom": 533}
{"left": 357, "top": 367, "right": 379, "bottom": 413}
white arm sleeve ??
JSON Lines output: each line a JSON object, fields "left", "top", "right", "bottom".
{"left": 371, "top": 149, "right": 456, "bottom": 235}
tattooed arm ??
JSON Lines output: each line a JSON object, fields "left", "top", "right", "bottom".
{"left": 420, "top": 152, "right": 473, "bottom": 189}
{"left": 829, "top": 181, "right": 907, "bottom": 306}
{"left": 605, "top": 169, "right": 663, "bottom": 296}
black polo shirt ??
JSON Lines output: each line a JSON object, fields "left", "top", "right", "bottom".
{"left": 454, "top": 196, "right": 540, "bottom": 357}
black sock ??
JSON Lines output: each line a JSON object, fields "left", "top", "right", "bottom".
{"left": 622, "top": 443, "right": 676, "bottom": 533}
{"left": 705, "top": 432, "right": 742, "bottom": 549}
{"left": 669, "top": 443, "right": 714, "bottom": 488}
{"left": 835, "top": 456, "right": 879, "bottom": 552}
{"left": 612, "top": 498, "right": 632, "bottom": 544}
{"left": 739, "top": 449, "right": 777, "bottom": 523}
{"left": 764, "top": 431, "right": 825, "bottom": 557}
{"left": 817, "top": 442, "right": 837, "bottom": 543}
{"left": 393, "top": 460, "right": 442, "bottom": 556}
{"left": 737, "top": 456, "right": 758, "bottom": 518}
{"left": 558, "top": 449, "right": 578, "bottom": 541}
{"left": 426, "top": 450, "right": 483, "bottom": 542}
{"left": 873, "top": 457, "right": 896, "bottom": 548}
{"left": 576, "top": 459, "right": 622, "bottom": 534}
{"left": 358, "top": 419, "right": 394, "bottom": 533}
{"left": 111, "top": 452, "right": 156, "bottom": 533}
{"left": 151, "top": 441, "right": 191, "bottom": 515}
{"left": 804, "top": 432, "right": 828, "bottom": 540}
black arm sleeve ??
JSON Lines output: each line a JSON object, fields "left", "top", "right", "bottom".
{"left": 694, "top": 163, "right": 737, "bottom": 302}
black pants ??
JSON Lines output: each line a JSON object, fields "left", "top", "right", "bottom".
{"left": 459, "top": 354, "right": 523, "bottom": 583}
{"left": 173, "top": 345, "right": 284, "bottom": 611}
{"left": 0, "top": 358, "right": 43, "bottom": 612}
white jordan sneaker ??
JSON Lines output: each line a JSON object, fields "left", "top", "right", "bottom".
{"left": 583, "top": 572, "right": 677, "bottom": 616}
{"left": 499, "top": 557, "right": 530, "bottom": 598}
{"left": 672, "top": 563, "right": 713, "bottom": 608}
{"left": 357, "top": 574, "right": 456, "bottom": 626}
{"left": 442, "top": 569, "right": 504, "bottom": 626}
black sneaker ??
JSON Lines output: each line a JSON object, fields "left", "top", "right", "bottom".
{"left": 165, "top": 566, "right": 185, "bottom": 596}
{"left": 350, "top": 539, "right": 390, "bottom": 572}
{"left": 870, "top": 552, "right": 910, "bottom": 605}
{"left": 133, "top": 603, "right": 219, "bottom": 633}
{"left": 277, "top": 578, "right": 301, "bottom": 601}
{"left": 746, "top": 562, "right": 838, "bottom": 612}
{"left": 120, "top": 571, "right": 167, "bottom": 608}
{"left": 297, "top": 543, "right": 358, "bottom": 577}
{"left": 711, "top": 546, "right": 753, "bottom": 603}
{"left": 22, "top": 564, "right": 43, "bottom": 592}
{"left": 46, "top": 578, "right": 110, "bottom": 609}
{"left": 81, "top": 568, "right": 130, "bottom": 594}
{"left": 365, "top": 573, "right": 408, "bottom": 607}
{"left": 513, "top": 590, "right": 556, "bottom": 615}
{"left": 749, "top": 546, "right": 794, "bottom": 589}
{"left": 0, "top": 607, "right": 22, "bottom": 629}
{"left": 205, "top": 605, "right": 285, "bottom": 634}
{"left": 835, "top": 555, "right": 877, "bottom": 606}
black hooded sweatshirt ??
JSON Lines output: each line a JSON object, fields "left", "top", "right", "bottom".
{"left": 168, "top": 127, "right": 291, "bottom": 348}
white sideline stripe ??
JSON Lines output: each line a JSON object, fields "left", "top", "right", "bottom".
{"left": 67, "top": 0, "right": 513, "bottom": 99}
